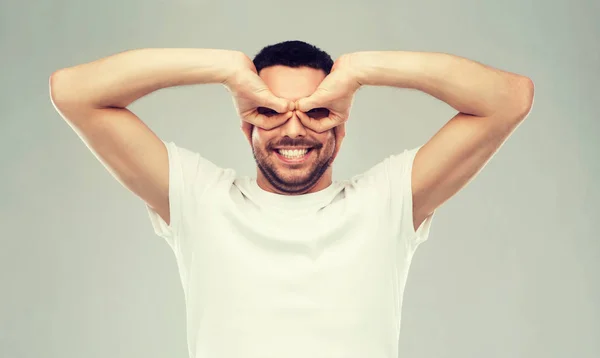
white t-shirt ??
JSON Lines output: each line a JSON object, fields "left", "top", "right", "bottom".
{"left": 146, "top": 140, "right": 434, "bottom": 358}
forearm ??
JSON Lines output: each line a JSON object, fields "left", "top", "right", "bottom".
{"left": 50, "top": 48, "right": 247, "bottom": 109}
{"left": 347, "top": 51, "right": 533, "bottom": 117}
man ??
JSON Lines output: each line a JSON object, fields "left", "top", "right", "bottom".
{"left": 49, "top": 40, "right": 534, "bottom": 358}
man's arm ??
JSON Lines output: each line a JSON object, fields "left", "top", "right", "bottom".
{"left": 348, "top": 51, "right": 535, "bottom": 231}
{"left": 49, "top": 48, "right": 247, "bottom": 225}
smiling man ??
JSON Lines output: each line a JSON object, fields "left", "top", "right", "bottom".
{"left": 249, "top": 59, "right": 338, "bottom": 195}
{"left": 49, "top": 40, "right": 534, "bottom": 358}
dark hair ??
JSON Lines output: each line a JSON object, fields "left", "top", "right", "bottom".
{"left": 253, "top": 40, "right": 334, "bottom": 75}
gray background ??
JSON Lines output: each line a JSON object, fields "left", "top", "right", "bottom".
{"left": 1, "top": 0, "right": 598, "bottom": 357}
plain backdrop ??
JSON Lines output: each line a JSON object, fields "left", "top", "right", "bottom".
{"left": 1, "top": 0, "right": 598, "bottom": 357}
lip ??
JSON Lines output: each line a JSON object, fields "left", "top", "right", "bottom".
{"left": 273, "top": 148, "right": 314, "bottom": 164}
{"left": 273, "top": 147, "right": 313, "bottom": 150}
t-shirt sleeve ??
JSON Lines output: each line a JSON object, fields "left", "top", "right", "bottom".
{"left": 363, "top": 146, "right": 435, "bottom": 250}
{"left": 145, "top": 140, "right": 222, "bottom": 251}
{"left": 393, "top": 146, "right": 435, "bottom": 248}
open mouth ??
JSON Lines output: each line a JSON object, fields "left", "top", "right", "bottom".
{"left": 273, "top": 148, "right": 314, "bottom": 163}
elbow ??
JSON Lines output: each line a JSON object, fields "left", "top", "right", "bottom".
{"left": 498, "top": 75, "right": 534, "bottom": 121}
{"left": 49, "top": 69, "right": 72, "bottom": 108}
{"left": 49, "top": 68, "right": 91, "bottom": 110}
{"left": 515, "top": 76, "right": 535, "bottom": 119}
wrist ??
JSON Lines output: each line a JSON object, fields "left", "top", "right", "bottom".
{"left": 338, "top": 52, "right": 379, "bottom": 87}
{"left": 221, "top": 51, "right": 253, "bottom": 84}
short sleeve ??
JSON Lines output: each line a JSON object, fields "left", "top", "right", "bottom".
{"left": 391, "top": 146, "right": 435, "bottom": 249}
{"left": 362, "top": 146, "right": 435, "bottom": 250}
{"left": 145, "top": 140, "right": 222, "bottom": 251}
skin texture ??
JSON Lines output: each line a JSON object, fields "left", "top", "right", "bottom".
{"left": 241, "top": 66, "right": 341, "bottom": 195}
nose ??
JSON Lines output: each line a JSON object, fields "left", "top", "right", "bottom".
{"left": 279, "top": 111, "right": 307, "bottom": 138}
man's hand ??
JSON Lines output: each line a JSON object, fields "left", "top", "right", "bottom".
{"left": 294, "top": 55, "right": 362, "bottom": 154}
{"left": 295, "top": 55, "right": 362, "bottom": 135}
{"left": 223, "top": 55, "right": 294, "bottom": 139}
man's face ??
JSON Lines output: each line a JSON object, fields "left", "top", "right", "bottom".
{"left": 248, "top": 66, "right": 339, "bottom": 195}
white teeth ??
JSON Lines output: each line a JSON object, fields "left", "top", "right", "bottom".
{"left": 278, "top": 149, "right": 309, "bottom": 159}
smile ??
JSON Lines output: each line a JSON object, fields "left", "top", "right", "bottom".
{"left": 273, "top": 148, "right": 314, "bottom": 163}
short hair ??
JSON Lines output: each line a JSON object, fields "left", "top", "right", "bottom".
{"left": 253, "top": 40, "right": 334, "bottom": 75}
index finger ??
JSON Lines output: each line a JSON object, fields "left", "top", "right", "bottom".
{"left": 247, "top": 111, "right": 293, "bottom": 130}
{"left": 296, "top": 110, "right": 339, "bottom": 133}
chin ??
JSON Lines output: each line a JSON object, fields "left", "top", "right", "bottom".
{"left": 274, "top": 169, "right": 313, "bottom": 184}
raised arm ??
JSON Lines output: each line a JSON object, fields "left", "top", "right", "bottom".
{"left": 295, "top": 51, "right": 534, "bottom": 232}
{"left": 49, "top": 48, "right": 248, "bottom": 225}
{"left": 349, "top": 51, "right": 535, "bottom": 230}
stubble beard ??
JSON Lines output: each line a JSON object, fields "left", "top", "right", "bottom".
{"left": 252, "top": 146, "right": 334, "bottom": 195}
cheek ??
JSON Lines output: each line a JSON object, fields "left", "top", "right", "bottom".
{"left": 252, "top": 129, "right": 273, "bottom": 151}
{"left": 324, "top": 132, "right": 336, "bottom": 149}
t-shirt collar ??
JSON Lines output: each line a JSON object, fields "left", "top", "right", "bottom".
{"left": 243, "top": 177, "right": 344, "bottom": 212}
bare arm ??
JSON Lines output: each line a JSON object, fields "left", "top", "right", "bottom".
{"left": 348, "top": 51, "right": 534, "bottom": 231}
{"left": 49, "top": 48, "right": 248, "bottom": 225}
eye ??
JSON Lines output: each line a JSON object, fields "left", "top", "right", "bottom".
{"left": 306, "top": 108, "right": 329, "bottom": 120}
{"left": 257, "top": 107, "right": 278, "bottom": 117}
